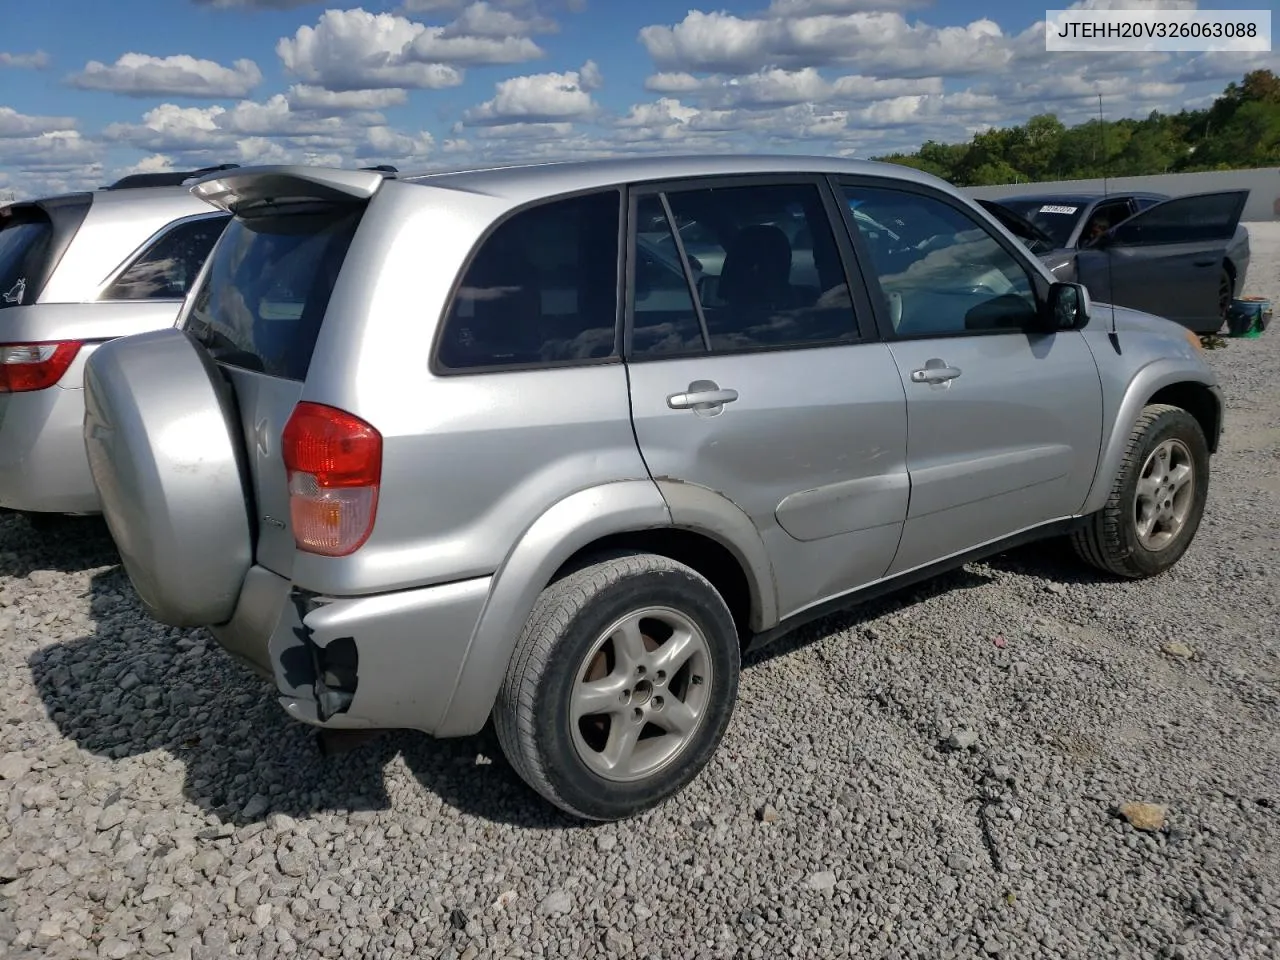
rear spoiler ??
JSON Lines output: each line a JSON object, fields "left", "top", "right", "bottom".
{"left": 188, "top": 165, "right": 395, "bottom": 215}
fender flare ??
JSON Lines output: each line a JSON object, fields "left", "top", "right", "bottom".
{"left": 653, "top": 478, "right": 779, "bottom": 632}
{"left": 1079, "top": 359, "right": 1222, "bottom": 517}
{"left": 435, "top": 479, "right": 671, "bottom": 737}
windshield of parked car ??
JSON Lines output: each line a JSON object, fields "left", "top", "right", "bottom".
{"left": 0, "top": 212, "right": 53, "bottom": 309}
{"left": 994, "top": 199, "right": 1085, "bottom": 250}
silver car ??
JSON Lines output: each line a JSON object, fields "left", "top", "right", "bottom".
{"left": 0, "top": 166, "right": 234, "bottom": 523}
{"left": 82, "top": 156, "right": 1224, "bottom": 821}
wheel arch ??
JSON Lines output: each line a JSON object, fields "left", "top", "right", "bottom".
{"left": 434, "top": 478, "right": 778, "bottom": 737}
{"left": 1080, "top": 362, "right": 1222, "bottom": 517}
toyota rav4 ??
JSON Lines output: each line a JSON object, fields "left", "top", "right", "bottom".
{"left": 82, "top": 157, "right": 1224, "bottom": 821}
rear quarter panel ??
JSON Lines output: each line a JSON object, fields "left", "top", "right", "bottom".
{"left": 289, "top": 180, "right": 657, "bottom": 597}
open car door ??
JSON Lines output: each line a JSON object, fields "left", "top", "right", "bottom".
{"left": 1075, "top": 189, "right": 1248, "bottom": 333}
{"left": 974, "top": 198, "right": 1058, "bottom": 254}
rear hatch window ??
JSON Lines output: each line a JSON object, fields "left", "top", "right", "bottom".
{"left": 183, "top": 204, "right": 364, "bottom": 380}
{"left": 0, "top": 208, "right": 53, "bottom": 308}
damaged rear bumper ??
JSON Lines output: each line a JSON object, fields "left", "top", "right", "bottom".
{"left": 208, "top": 565, "right": 492, "bottom": 734}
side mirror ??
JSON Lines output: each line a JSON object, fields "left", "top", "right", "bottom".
{"left": 1046, "top": 281, "right": 1091, "bottom": 331}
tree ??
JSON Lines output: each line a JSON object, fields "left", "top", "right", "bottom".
{"left": 871, "top": 69, "right": 1279, "bottom": 184}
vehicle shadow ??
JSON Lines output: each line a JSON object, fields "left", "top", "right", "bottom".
{"left": 0, "top": 512, "right": 119, "bottom": 578}
{"left": 745, "top": 536, "right": 1113, "bottom": 667}
{"left": 27, "top": 563, "right": 580, "bottom": 831}
{"left": 27, "top": 536, "right": 1108, "bottom": 831}
{"left": 743, "top": 565, "right": 996, "bottom": 668}
{"left": 981, "top": 535, "right": 1117, "bottom": 587}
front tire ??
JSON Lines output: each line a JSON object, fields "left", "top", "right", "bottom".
{"left": 1071, "top": 403, "right": 1210, "bottom": 579}
{"left": 493, "top": 551, "right": 741, "bottom": 821}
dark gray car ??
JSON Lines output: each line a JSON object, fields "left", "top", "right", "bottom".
{"left": 977, "top": 191, "right": 1251, "bottom": 334}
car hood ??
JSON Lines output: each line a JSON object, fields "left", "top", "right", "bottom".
{"left": 1085, "top": 301, "right": 1197, "bottom": 339}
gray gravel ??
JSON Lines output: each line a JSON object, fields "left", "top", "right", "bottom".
{"left": 3, "top": 226, "right": 1280, "bottom": 959}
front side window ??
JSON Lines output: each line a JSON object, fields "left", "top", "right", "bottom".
{"left": 101, "top": 215, "right": 230, "bottom": 301}
{"left": 435, "top": 191, "right": 621, "bottom": 370}
{"left": 842, "top": 184, "right": 1041, "bottom": 336}
{"left": 1108, "top": 192, "right": 1244, "bottom": 246}
{"left": 629, "top": 181, "right": 858, "bottom": 358}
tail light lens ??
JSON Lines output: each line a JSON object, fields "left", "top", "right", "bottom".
{"left": 0, "top": 341, "right": 83, "bottom": 393}
{"left": 281, "top": 402, "right": 382, "bottom": 557}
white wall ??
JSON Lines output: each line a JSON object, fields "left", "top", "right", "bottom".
{"left": 962, "top": 167, "right": 1280, "bottom": 221}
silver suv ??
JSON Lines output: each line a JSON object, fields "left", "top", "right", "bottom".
{"left": 0, "top": 166, "right": 235, "bottom": 523}
{"left": 82, "top": 157, "right": 1224, "bottom": 821}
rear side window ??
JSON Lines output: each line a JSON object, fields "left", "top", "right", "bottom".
{"left": 101, "top": 214, "right": 230, "bottom": 301}
{"left": 0, "top": 211, "right": 53, "bottom": 308}
{"left": 183, "top": 205, "right": 363, "bottom": 381}
{"left": 435, "top": 190, "right": 621, "bottom": 371}
{"left": 629, "top": 182, "right": 858, "bottom": 357}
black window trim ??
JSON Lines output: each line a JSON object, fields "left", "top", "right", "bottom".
{"left": 95, "top": 210, "right": 232, "bottom": 303}
{"left": 827, "top": 174, "right": 1055, "bottom": 345}
{"left": 427, "top": 185, "right": 627, "bottom": 378}
{"left": 622, "top": 172, "right": 876, "bottom": 364}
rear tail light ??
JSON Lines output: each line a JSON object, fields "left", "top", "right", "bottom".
{"left": 281, "top": 402, "right": 382, "bottom": 557}
{"left": 0, "top": 341, "right": 83, "bottom": 393}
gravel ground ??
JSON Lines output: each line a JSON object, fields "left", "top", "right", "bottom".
{"left": 2, "top": 227, "right": 1279, "bottom": 960}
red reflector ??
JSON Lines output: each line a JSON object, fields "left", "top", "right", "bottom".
{"left": 281, "top": 402, "right": 382, "bottom": 557}
{"left": 0, "top": 341, "right": 83, "bottom": 393}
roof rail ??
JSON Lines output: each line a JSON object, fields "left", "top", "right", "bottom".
{"left": 103, "top": 164, "right": 242, "bottom": 191}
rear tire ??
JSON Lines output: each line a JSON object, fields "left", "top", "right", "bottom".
{"left": 1071, "top": 404, "right": 1209, "bottom": 579}
{"left": 493, "top": 551, "right": 741, "bottom": 821}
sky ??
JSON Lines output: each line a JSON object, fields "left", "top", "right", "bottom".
{"left": 0, "top": 0, "right": 1276, "bottom": 199}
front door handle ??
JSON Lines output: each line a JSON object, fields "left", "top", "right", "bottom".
{"left": 910, "top": 360, "right": 962, "bottom": 385}
{"left": 667, "top": 380, "right": 739, "bottom": 411}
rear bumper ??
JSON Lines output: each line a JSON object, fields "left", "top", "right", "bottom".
{"left": 0, "top": 383, "right": 99, "bottom": 515}
{"left": 208, "top": 565, "right": 492, "bottom": 734}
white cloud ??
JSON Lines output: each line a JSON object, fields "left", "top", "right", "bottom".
{"left": 638, "top": 8, "right": 1033, "bottom": 78}
{"left": 192, "top": 0, "right": 314, "bottom": 7}
{"left": 68, "top": 53, "right": 263, "bottom": 99}
{"left": 0, "top": 107, "right": 78, "bottom": 139}
{"left": 277, "top": 6, "right": 547, "bottom": 93}
{"left": 444, "top": 1, "right": 557, "bottom": 37}
{"left": 96, "top": 94, "right": 436, "bottom": 177}
{"left": 287, "top": 84, "right": 410, "bottom": 112}
{"left": 1066, "top": 0, "right": 1197, "bottom": 9}
{"left": 116, "top": 154, "right": 177, "bottom": 177}
{"left": 646, "top": 67, "right": 943, "bottom": 109}
{"left": 0, "top": 50, "right": 50, "bottom": 69}
{"left": 462, "top": 61, "right": 601, "bottom": 125}
{"left": 768, "top": 0, "right": 930, "bottom": 11}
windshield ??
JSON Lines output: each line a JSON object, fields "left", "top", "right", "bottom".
{"left": 995, "top": 200, "right": 1085, "bottom": 250}
{"left": 0, "top": 214, "right": 53, "bottom": 308}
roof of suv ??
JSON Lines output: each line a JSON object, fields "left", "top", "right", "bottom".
{"left": 395, "top": 154, "right": 953, "bottom": 204}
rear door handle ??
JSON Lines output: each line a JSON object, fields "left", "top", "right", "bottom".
{"left": 1192, "top": 259, "right": 1216, "bottom": 267}
{"left": 667, "top": 382, "right": 739, "bottom": 410}
{"left": 910, "top": 362, "right": 962, "bottom": 384}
